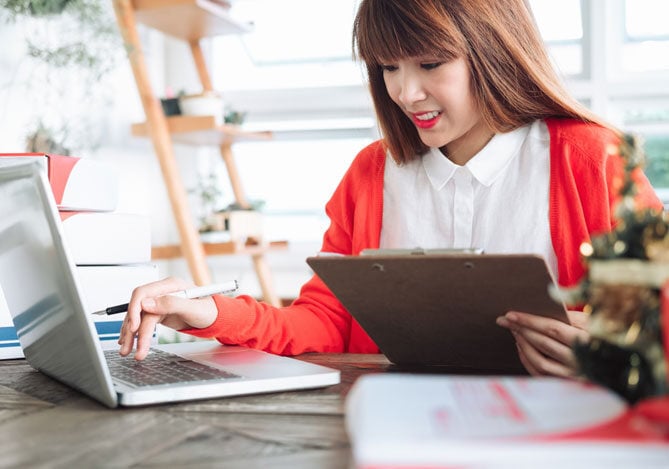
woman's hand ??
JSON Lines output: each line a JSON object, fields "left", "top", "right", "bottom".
{"left": 118, "top": 277, "right": 219, "bottom": 361}
{"left": 496, "top": 310, "right": 590, "bottom": 377}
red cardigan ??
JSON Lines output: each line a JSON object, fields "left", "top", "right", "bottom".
{"left": 183, "top": 118, "right": 663, "bottom": 354}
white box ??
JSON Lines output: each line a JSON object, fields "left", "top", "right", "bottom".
{"left": 0, "top": 153, "right": 119, "bottom": 212}
{"left": 60, "top": 212, "right": 152, "bottom": 265}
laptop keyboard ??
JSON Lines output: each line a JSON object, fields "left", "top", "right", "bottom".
{"left": 104, "top": 348, "right": 241, "bottom": 388}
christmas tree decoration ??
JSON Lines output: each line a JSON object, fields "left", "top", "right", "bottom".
{"left": 554, "top": 134, "right": 668, "bottom": 404}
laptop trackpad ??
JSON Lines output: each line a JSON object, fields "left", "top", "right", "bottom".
{"left": 159, "top": 341, "right": 327, "bottom": 379}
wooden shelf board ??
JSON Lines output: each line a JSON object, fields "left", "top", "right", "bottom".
{"left": 131, "top": 0, "right": 252, "bottom": 40}
{"left": 152, "top": 240, "right": 289, "bottom": 260}
{"left": 131, "top": 116, "right": 273, "bottom": 145}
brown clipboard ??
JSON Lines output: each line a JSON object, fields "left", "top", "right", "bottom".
{"left": 306, "top": 252, "right": 568, "bottom": 374}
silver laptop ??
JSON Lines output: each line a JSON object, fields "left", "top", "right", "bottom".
{"left": 0, "top": 162, "right": 340, "bottom": 407}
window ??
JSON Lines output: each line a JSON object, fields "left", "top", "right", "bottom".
{"left": 212, "top": 0, "right": 363, "bottom": 90}
{"left": 221, "top": 138, "right": 369, "bottom": 241}
{"left": 230, "top": 0, "right": 359, "bottom": 65}
{"left": 623, "top": 0, "right": 669, "bottom": 73}
{"left": 643, "top": 135, "right": 669, "bottom": 190}
{"left": 615, "top": 100, "right": 669, "bottom": 199}
{"left": 529, "top": 0, "right": 584, "bottom": 76}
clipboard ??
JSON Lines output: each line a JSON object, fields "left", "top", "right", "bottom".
{"left": 306, "top": 252, "right": 568, "bottom": 374}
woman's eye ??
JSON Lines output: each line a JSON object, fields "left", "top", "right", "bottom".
{"left": 380, "top": 64, "right": 398, "bottom": 72}
{"left": 421, "top": 62, "right": 442, "bottom": 70}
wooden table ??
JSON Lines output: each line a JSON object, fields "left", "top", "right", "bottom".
{"left": 0, "top": 354, "right": 391, "bottom": 468}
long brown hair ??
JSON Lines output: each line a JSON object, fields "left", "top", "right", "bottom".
{"left": 353, "top": 0, "right": 609, "bottom": 164}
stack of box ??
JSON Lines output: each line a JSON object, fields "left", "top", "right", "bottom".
{"left": 0, "top": 153, "right": 158, "bottom": 358}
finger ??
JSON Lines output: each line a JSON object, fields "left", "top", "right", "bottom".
{"left": 500, "top": 317, "right": 576, "bottom": 375}
{"left": 134, "top": 312, "right": 163, "bottom": 361}
{"left": 120, "top": 277, "right": 192, "bottom": 356}
{"left": 514, "top": 332, "right": 573, "bottom": 378}
{"left": 566, "top": 310, "right": 590, "bottom": 331}
{"left": 514, "top": 335, "right": 540, "bottom": 376}
{"left": 496, "top": 315, "right": 512, "bottom": 329}
{"left": 504, "top": 311, "right": 588, "bottom": 347}
{"left": 514, "top": 325, "right": 577, "bottom": 370}
{"left": 119, "top": 316, "right": 136, "bottom": 356}
{"left": 498, "top": 319, "right": 540, "bottom": 375}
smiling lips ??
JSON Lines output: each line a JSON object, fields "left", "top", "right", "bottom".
{"left": 411, "top": 111, "right": 442, "bottom": 129}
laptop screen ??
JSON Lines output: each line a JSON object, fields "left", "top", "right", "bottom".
{"left": 0, "top": 163, "right": 116, "bottom": 406}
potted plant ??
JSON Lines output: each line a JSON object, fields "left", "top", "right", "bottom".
{"left": 1, "top": 0, "right": 122, "bottom": 154}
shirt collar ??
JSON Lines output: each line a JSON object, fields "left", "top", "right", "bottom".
{"left": 422, "top": 124, "right": 531, "bottom": 190}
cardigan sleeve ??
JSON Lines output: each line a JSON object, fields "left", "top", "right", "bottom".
{"left": 179, "top": 141, "right": 387, "bottom": 355}
{"left": 546, "top": 118, "right": 664, "bottom": 289}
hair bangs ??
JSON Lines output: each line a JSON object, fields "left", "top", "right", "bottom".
{"left": 354, "top": 0, "right": 465, "bottom": 65}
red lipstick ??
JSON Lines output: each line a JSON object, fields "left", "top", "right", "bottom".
{"left": 411, "top": 112, "right": 441, "bottom": 129}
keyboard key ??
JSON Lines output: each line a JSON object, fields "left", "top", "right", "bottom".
{"left": 104, "top": 349, "right": 241, "bottom": 388}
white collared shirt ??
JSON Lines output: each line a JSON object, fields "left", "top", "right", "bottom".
{"left": 380, "top": 120, "right": 558, "bottom": 278}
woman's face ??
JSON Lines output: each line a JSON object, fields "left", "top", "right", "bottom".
{"left": 381, "top": 56, "right": 492, "bottom": 164}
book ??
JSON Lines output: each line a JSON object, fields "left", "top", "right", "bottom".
{"left": 0, "top": 153, "right": 119, "bottom": 212}
{"left": 346, "top": 374, "right": 669, "bottom": 469}
{"left": 60, "top": 212, "right": 152, "bottom": 265}
{"left": 0, "top": 264, "right": 159, "bottom": 359}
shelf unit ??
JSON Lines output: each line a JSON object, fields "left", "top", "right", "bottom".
{"left": 113, "top": 0, "right": 284, "bottom": 306}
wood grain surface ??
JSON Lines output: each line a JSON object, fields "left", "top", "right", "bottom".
{"left": 0, "top": 354, "right": 391, "bottom": 468}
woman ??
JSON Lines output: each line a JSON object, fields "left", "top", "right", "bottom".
{"left": 119, "top": 0, "right": 662, "bottom": 377}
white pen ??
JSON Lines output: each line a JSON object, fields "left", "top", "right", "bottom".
{"left": 91, "top": 280, "right": 239, "bottom": 315}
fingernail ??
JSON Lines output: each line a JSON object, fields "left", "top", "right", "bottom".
{"left": 496, "top": 316, "right": 508, "bottom": 327}
{"left": 142, "top": 298, "right": 156, "bottom": 309}
{"left": 506, "top": 312, "right": 518, "bottom": 322}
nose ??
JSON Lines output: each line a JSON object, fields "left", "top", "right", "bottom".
{"left": 397, "top": 69, "right": 427, "bottom": 106}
